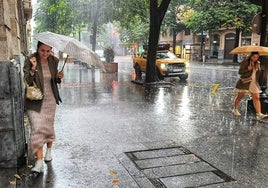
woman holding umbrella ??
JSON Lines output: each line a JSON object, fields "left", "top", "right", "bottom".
{"left": 24, "top": 41, "right": 64, "bottom": 173}
{"left": 233, "top": 51, "right": 268, "bottom": 120}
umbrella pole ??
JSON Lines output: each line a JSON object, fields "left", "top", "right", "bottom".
{"left": 61, "top": 55, "right": 69, "bottom": 72}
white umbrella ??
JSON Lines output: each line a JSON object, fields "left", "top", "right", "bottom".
{"left": 33, "top": 31, "right": 106, "bottom": 72}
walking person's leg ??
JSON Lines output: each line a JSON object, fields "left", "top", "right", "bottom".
{"left": 251, "top": 92, "right": 268, "bottom": 120}
{"left": 233, "top": 92, "right": 244, "bottom": 116}
{"left": 31, "top": 147, "right": 44, "bottom": 173}
{"left": 251, "top": 92, "right": 261, "bottom": 113}
{"left": 45, "top": 142, "right": 53, "bottom": 162}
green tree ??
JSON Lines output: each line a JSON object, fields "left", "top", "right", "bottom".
{"left": 67, "top": 0, "right": 90, "bottom": 40}
{"left": 162, "top": 0, "right": 187, "bottom": 54}
{"left": 112, "top": 0, "right": 150, "bottom": 48}
{"left": 112, "top": 0, "right": 172, "bottom": 83}
{"left": 115, "top": 20, "right": 149, "bottom": 48}
{"left": 78, "top": 0, "right": 115, "bottom": 51}
{"left": 34, "top": 0, "right": 74, "bottom": 35}
{"left": 184, "top": 0, "right": 260, "bottom": 62}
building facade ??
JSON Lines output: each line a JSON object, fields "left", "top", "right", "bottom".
{"left": 0, "top": 0, "right": 32, "bottom": 61}
{"left": 159, "top": 28, "right": 260, "bottom": 62}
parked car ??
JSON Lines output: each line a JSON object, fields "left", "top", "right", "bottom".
{"left": 133, "top": 50, "right": 189, "bottom": 80}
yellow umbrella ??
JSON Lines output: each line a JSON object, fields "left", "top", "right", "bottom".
{"left": 230, "top": 45, "right": 268, "bottom": 56}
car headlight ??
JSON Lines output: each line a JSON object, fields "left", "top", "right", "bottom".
{"left": 160, "top": 64, "right": 166, "bottom": 69}
{"left": 185, "top": 62, "right": 189, "bottom": 68}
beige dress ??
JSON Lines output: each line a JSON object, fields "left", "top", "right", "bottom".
{"left": 27, "top": 61, "right": 57, "bottom": 155}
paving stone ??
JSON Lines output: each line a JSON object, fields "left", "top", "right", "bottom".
{"left": 135, "top": 154, "right": 200, "bottom": 169}
{"left": 142, "top": 162, "right": 215, "bottom": 179}
{"left": 132, "top": 147, "right": 185, "bottom": 160}
{"left": 160, "top": 172, "right": 224, "bottom": 188}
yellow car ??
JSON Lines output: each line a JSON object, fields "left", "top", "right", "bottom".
{"left": 133, "top": 50, "right": 189, "bottom": 80}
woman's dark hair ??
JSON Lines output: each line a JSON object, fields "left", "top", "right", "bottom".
{"left": 37, "top": 41, "right": 44, "bottom": 49}
{"left": 246, "top": 51, "right": 259, "bottom": 62}
{"left": 250, "top": 51, "right": 259, "bottom": 57}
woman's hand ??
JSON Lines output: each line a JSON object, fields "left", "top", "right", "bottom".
{"left": 30, "top": 59, "right": 37, "bottom": 70}
{"left": 57, "top": 71, "right": 64, "bottom": 79}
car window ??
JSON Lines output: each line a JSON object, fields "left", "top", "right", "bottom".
{"left": 157, "top": 53, "right": 169, "bottom": 59}
{"left": 157, "top": 51, "right": 177, "bottom": 59}
{"left": 143, "top": 53, "right": 147, "bottom": 59}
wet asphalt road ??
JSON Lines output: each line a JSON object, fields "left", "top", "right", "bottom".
{"left": 13, "top": 56, "right": 268, "bottom": 188}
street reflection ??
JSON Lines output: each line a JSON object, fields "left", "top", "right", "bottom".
{"left": 155, "top": 88, "right": 165, "bottom": 114}
{"left": 179, "top": 86, "right": 190, "bottom": 120}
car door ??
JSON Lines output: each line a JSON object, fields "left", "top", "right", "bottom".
{"left": 140, "top": 53, "right": 147, "bottom": 72}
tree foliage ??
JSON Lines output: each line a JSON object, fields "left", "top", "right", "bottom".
{"left": 34, "top": 0, "right": 74, "bottom": 35}
{"left": 112, "top": 0, "right": 150, "bottom": 47}
{"left": 184, "top": 0, "right": 260, "bottom": 33}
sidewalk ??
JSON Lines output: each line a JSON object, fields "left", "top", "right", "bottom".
{"left": 1, "top": 57, "right": 268, "bottom": 188}
{"left": 191, "top": 58, "right": 240, "bottom": 66}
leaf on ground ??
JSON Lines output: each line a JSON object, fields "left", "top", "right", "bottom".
{"left": 109, "top": 170, "right": 117, "bottom": 176}
{"left": 112, "top": 179, "right": 120, "bottom": 184}
{"left": 14, "top": 174, "right": 21, "bottom": 180}
{"left": 189, "top": 154, "right": 196, "bottom": 157}
{"left": 9, "top": 180, "right": 16, "bottom": 185}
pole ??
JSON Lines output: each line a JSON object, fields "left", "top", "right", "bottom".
{"left": 259, "top": 0, "right": 268, "bottom": 97}
{"left": 260, "top": 1, "right": 267, "bottom": 46}
{"left": 200, "top": 30, "right": 204, "bottom": 62}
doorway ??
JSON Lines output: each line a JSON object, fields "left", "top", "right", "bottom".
{"left": 224, "top": 33, "right": 235, "bottom": 59}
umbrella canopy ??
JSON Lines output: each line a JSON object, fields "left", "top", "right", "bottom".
{"left": 230, "top": 45, "right": 268, "bottom": 56}
{"left": 33, "top": 31, "right": 106, "bottom": 72}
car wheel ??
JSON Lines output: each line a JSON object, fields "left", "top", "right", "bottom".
{"left": 157, "top": 68, "right": 164, "bottom": 81}
{"left": 179, "top": 74, "right": 188, "bottom": 81}
{"left": 134, "top": 64, "right": 142, "bottom": 80}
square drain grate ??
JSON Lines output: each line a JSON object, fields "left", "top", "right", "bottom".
{"left": 125, "top": 146, "right": 235, "bottom": 188}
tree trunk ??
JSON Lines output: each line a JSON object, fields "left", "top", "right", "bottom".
{"left": 145, "top": 0, "right": 171, "bottom": 83}
{"left": 92, "top": 1, "right": 100, "bottom": 52}
{"left": 78, "top": 31, "right": 81, "bottom": 42}
{"left": 233, "top": 28, "right": 240, "bottom": 63}
{"left": 172, "top": 28, "right": 177, "bottom": 54}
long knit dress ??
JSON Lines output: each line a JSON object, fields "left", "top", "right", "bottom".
{"left": 27, "top": 61, "right": 57, "bottom": 155}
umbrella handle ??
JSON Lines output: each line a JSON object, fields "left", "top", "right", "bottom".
{"left": 61, "top": 55, "right": 69, "bottom": 72}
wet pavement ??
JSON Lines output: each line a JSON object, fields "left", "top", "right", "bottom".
{"left": 1, "top": 56, "right": 268, "bottom": 188}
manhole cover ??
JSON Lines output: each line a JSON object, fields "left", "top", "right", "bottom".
{"left": 125, "top": 146, "right": 235, "bottom": 188}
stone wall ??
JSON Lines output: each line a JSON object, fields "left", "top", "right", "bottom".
{"left": 0, "top": 0, "right": 32, "bottom": 168}
{"left": 0, "top": 0, "right": 32, "bottom": 61}
{"left": 0, "top": 59, "right": 26, "bottom": 168}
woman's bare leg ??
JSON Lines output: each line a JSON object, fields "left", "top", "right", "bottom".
{"left": 234, "top": 92, "right": 245, "bottom": 109}
{"left": 251, "top": 92, "right": 261, "bottom": 113}
{"left": 36, "top": 147, "right": 43, "bottom": 160}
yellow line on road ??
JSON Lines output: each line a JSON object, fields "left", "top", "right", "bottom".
{"left": 211, "top": 84, "right": 220, "bottom": 94}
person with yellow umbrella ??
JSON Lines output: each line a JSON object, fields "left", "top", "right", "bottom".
{"left": 230, "top": 46, "right": 268, "bottom": 120}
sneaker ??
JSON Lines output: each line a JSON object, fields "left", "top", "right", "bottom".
{"left": 44, "top": 148, "right": 52, "bottom": 162}
{"left": 257, "top": 113, "right": 268, "bottom": 120}
{"left": 232, "top": 109, "right": 241, "bottom": 116}
{"left": 31, "top": 160, "right": 43, "bottom": 173}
